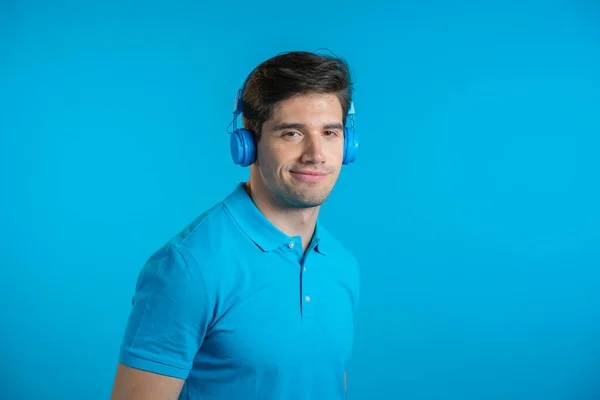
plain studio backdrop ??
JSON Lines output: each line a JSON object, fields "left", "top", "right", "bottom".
{"left": 1, "top": 0, "right": 599, "bottom": 399}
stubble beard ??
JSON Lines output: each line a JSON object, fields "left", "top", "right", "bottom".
{"left": 274, "top": 175, "right": 336, "bottom": 210}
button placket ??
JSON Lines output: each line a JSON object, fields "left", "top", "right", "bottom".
{"left": 300, "top": 248, "right": 316, "bottom": 319}
{"left": 284, "top": 239, "right": 302, "bottom": 264}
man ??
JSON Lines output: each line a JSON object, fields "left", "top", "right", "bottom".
{"left": 110, "top": 50, "right": 360, "bottom": 400}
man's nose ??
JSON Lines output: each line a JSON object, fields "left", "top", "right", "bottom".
{"left": 301, "top": 135, "right": 325, "bottom": 163}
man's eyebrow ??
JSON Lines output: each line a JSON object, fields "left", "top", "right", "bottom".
{"left": 272, "top": 122, "right": 344, "bottom": 131}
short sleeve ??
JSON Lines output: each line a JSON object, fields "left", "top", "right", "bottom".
{"left": 118, "top": 242, "right": 213, "bottom": 379}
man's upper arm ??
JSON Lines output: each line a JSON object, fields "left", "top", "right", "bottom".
{"left": 111, "top": 242, "right": 214, "bottom": 398}
{"left": 110, "top": 363, "right": 184, "bottom": 400}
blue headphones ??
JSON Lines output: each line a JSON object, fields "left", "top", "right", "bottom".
{"left": 228, "top": 85, "right": 359, "bottom": 167}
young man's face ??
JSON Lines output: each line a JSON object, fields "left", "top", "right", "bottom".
{"left": 253, "top": 92, "right": 345, "bottom": 209}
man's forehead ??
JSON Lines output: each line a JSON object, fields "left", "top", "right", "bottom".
{"left": 271, "top": 94, "right": 343, "bottom": 119}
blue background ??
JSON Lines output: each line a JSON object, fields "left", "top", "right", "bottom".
{"left": 1, "top": 0, "right": 599, "bottom": 398}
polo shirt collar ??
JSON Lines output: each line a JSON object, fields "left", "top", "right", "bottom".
{"left": 312, "top": 219, "right": 328, "bottom": 255}
{"left": 222, "top": 183, "right": 327, "bottom": 254}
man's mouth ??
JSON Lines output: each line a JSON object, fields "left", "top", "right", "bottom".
{"left": 290, "top": 170, "right": 328, "bottom": 182}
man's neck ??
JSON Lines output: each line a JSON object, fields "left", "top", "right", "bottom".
{"left": 244, "top": 181, "right": 319, "bottom": 252}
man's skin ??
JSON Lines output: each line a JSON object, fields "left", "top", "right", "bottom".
{"left": 110, "top": 92, "right": 349, "bottom": 399}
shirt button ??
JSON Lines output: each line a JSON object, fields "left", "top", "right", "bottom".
{"left": 288, "top": 241, "right": 295, "bottom": 249}
{"left": 305, "top": 295, "right": 311, "bottom": 303}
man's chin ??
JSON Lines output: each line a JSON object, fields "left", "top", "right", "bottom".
{"left": 285, "top": 188, "right": 332, "bottom": 209}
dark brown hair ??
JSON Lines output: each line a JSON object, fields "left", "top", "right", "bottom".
{"left": 241, "top": 51, "right": 353, "bottom": 140}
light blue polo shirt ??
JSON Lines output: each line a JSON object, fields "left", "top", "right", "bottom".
{"left": 118, "top": 182, "right": 360, "bottom": 399}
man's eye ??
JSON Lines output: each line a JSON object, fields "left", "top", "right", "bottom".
{"left": 283, "top": 131, "right": 300, "bottom": 137}
{"left": 324, "top": 130, "right": 338, "bottom": 136}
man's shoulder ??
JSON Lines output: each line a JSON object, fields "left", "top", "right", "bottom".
{"left": 319, "top": 224, "right": 361, "bottom": 311}
{"left": 319, "top": 224, "right": 359, "bottom": 265}
{"left": 319, "top": 224, "right": 360, "bottom": 292}
{"left": 136, "top": 199, "right": 239, "bottom": 286}
{"left": 171, "top": 201, "right": 229, "bottom": 247}
{"left": 146, "top": 199, "right": 238, "bottom": 265}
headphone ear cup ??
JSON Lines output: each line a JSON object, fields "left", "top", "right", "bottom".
{"left": 230, "top": 128, "right": 256, "bottom": 167}
{"left": 343, "top": 126, "right": 358, "bottom": 165}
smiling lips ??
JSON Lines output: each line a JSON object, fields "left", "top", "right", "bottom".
{"left": 290, "top": 170, "right": 328, "bottom": 182}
